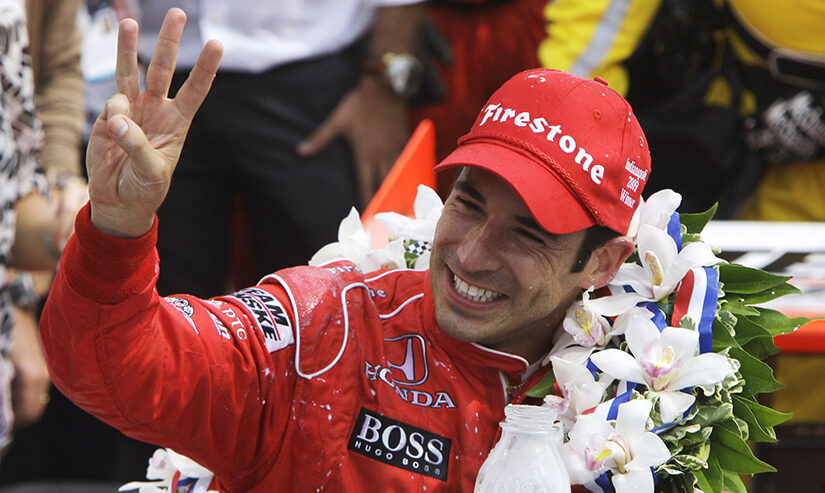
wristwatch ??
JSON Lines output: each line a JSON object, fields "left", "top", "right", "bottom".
{"left": 369, "top": 52, "right": 424, "bottom": 99}
{"left": 10, "top": 272, "right": 41, "bottom": 313}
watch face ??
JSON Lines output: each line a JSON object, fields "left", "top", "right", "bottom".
{"left": 385, "top": 53, "right": 424, "bottom": 98}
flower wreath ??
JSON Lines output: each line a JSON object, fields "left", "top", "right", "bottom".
{"left": 123, "top": 185, "right": 805, "bottom": 493}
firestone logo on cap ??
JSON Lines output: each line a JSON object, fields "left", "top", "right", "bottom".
{"left": 436, "top": 69, "right": 651, "bottom": 235}
{"left": 477, "top": 101, "right": 608, "bottom": 189}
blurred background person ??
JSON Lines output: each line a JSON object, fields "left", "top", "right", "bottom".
{"left": 538, "top": 0, "right": 825, "bottom": 490}
{"left": 0, "top": 2, "right": 127, "bottom": 490}
{"left": 538, "top": 0, "right": 823, "bottom": 219}
{"left": 0, "top": 0, "right": 85, "bottom": 463}
{"left": 8, "top": 0, "right": 86, "bottom": 431}
{"left": 538, "top": 0, "right": 754, "bottom": 217}
{"left": 408, "top": 0, "right": 548, "bottom": 195}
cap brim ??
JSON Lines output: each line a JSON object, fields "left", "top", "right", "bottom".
{"left": 435, "top": 141, "right": 596, "bottom": 234}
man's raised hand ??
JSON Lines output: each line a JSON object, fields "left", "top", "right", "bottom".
{"left": 86, "top": 8, "right": 222, "bottom": 238}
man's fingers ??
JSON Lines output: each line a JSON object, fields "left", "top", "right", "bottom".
{"left": 104, "top": 93, "right": 131, "bottom": 120}
{"left": 355, "top": 157, "right": 379, "bottom": 207}
{"left": 175, "top": 39, "right": 223, "bottom": 121}
{"left": 145, "top": 8, "right": 186, "bottom": 98}
{"left": 297, "top": 120, "right": 340, "bottom": 157}
{"left": 107, "top": 115, "right": 163, "bottom": 184}
{"left": 115, "top": 18, "right": 140, "bottom": 100}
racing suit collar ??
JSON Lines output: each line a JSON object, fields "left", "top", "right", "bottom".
{"left": 421, "top": 271, "right": 531, "bottom": 385}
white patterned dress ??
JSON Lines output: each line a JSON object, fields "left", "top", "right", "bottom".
{"left": 0, "top": 0, "right": 46, "bottom": 450}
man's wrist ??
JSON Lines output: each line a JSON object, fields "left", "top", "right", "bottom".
{"left": 90, "top": 205, "right": 156, "bottom": 239}
{"left": 63, "top": 203, "right": 159, "bottom": 304}
{"left": 364, "top": 52, "right": 424, "bottom": 100}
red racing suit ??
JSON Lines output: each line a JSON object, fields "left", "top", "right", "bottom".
{"left": 40, "top": 204, "right": 544, "bottom": 492}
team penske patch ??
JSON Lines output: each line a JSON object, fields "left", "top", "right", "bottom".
{"left": 348, "top": 408, "right": 451, "bottom": 482}
{"left": 230, "top": 288, "right": 294, "bottom": 352}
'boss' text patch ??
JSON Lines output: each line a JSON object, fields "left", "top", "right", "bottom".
{"left": 348, "top": 407, "right": 451, "bottom": 482}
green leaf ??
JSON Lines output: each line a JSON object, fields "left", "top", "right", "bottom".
{"left": 721, "top": 470, "right": 748, "bottom": 493}
{"left": 731, "top": 395, "right": 784, "bottom": 443}
{"left": 718, "top": 264, "right": 791, "bottom": 294}
{"left": 712, "top": 318, "right": 740, "bottom": 352}
{"left": 748, "top": 307, "right": 809, "bottom": 337}
{"left": 682, "top": 203, "right": 718, "bottom": 234}
{"left": 721, "top": 299, "right": 760, "bottom": 317}
{"left": 732, "top": 315, "right": 771, "bottom": 345}
{"left": 695, "top": 452, "right": 724, "bottom": 493}
{"left": 710, "top": 426, "right": 776, "bottom": 474}
{"left": 732, "top": 282, "right": 802, "bottom": 305}
{"left": 717, "top": 310, "right": 738, "bottom": 336}
{"left": 524, "top": 372, "right": 555, "bottom": 398}
{"left": 733, "top": 395, "right": 793, "bottom": 428}
{"left": 729, "top": 347, "right": 783, "bottom": 396}
{"left": 681, "top": 232, "right": 704, "bottom": 245}
{"left": 658, "top": 473, "right": 694, "bottom": 493}
{"left": 692, "top": 441, "right": 712, "bottom": 462}
{"left": 740, "top": 336, "right": 781, "bottom": 360}
{"left": 718, "top": 416, "right": 749, "bottom": 440}
{"left": 671, "top": 453, "right": 708, "bottom": 470}
{"left": 692, "top": 403, "right": 734, "bottom": 428}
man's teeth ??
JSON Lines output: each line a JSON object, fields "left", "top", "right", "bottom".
{"left": 453, "top": 275, "right": 503, "bottom": 303}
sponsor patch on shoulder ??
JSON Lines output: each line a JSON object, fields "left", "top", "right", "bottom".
{"left": 348, "top": 407, "right": 451, "bottom": 482}
{"left": 163, "top": 297, "right": 199, "bottom": 334}
{"left": 230, "top": 288, "right": 294, "bottom": 352}
{"left": 209, "top": 312, "right": 232, "bottom": 340}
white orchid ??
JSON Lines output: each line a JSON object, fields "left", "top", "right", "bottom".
{"left": 626, "top": 189, "right": 682, "bottom": 238}
{"left": 547, "top": 290, "right": 626, "bottom": 364}
{"left": 374, "top": 185, "right": 443, "bottom": 241}
{"left": 564, "top": 399, "right": 670, "bottom": 493}
{"left": 561, "top": 290, "right": 617, "bottom": 347}
{"left": 640, "top": 189, "right": 683, "bottom": 231}
{"left": 309, "top": 186, "right": 442, "bottom": 272}
{"left": 589, "top": 315, "right": 734, "bottom": 422}
{"left": 309, "top": 207, "right": 400, "bottom": 272}
{"left": 588, "top": 223, "right": 720, "bottom": 315}
{"left": 120, "top": 448, "right": 214, "bottom": 493}
{"left": 550, "top": 303, "right": 660, "bottom": 368}
{"left": 543, "top": 356, "right": 614, "bottom": 431}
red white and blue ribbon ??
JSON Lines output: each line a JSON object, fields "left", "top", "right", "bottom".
{"left": 672, "top": 267, "right": 718, "bottom": 354}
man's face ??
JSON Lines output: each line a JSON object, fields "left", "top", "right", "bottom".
{"left": 430, "top": 168, "right": 594, "bottom": 362}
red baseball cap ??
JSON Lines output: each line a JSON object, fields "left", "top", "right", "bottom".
{"left": 434, "top": 69, "right": 651, "bottom": 235}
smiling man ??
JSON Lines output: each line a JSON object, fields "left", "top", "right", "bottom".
{"left": 430, "top": 168, "right": 629, "bottom": 364}
{"left": 38, "top": 9, "right": 651, "bottom": 493}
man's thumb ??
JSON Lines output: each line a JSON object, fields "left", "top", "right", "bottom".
{"left": 108, "top": 115, "right": 154, "bottom": 164}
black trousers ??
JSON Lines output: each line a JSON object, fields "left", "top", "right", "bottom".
{"left": 157, "top": 41, "right": 364, "bottom": 297}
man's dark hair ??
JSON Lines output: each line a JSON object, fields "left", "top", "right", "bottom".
{"left": 570, "top": 225, "right": 621, "bottom": 273}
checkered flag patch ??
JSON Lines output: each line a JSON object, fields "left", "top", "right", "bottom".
{"left": 403, "top": 240, "right": 432, "bottom": 257}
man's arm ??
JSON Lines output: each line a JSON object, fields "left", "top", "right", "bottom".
{"left": 27, "top": 0, "right": 85, "bottom": 178}
{"left": 297, "top": 3, "right": 425, "bottom": 207}
{"left": 9, "top": 306, "right": 50, "bottom": 428}
{"left": 40, "top": 202, "right": 297, "bottom": 486}
{"left": 86, "top": 9, "right": 222, "bottom": 237}
{"left": 37, "top": 6, "right": 302, "bottom": 481}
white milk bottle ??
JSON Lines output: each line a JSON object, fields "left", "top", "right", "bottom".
{"left": 474, "top": 404, "right": 570, "bottom": 493}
